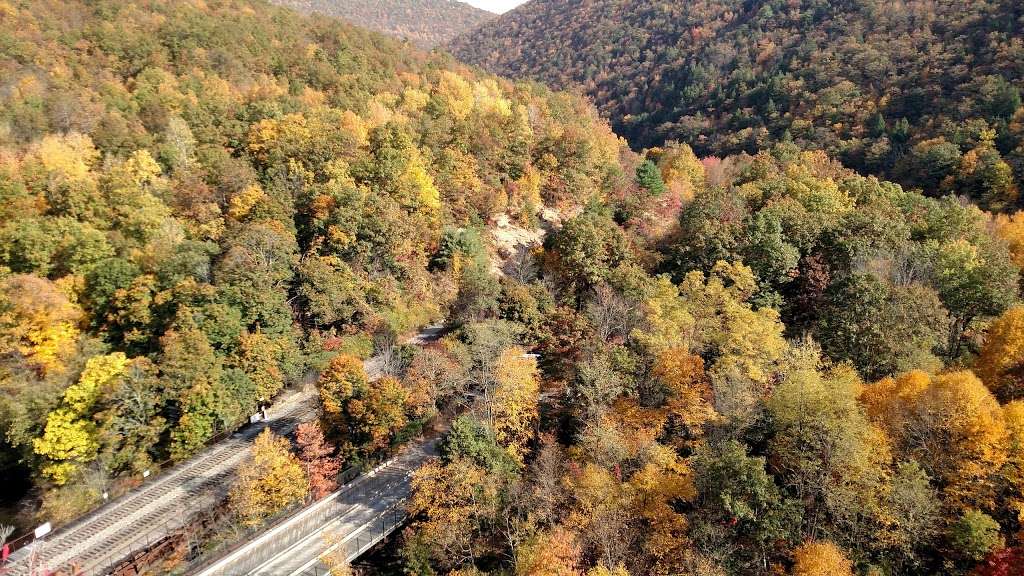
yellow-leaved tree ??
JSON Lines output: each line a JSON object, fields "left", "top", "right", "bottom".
{"left": 651, "top": 349, "right": 717, "bottom": 438}
{"left": 792, "top": 541, "right": 854, "bottom": 576}
{"left": 230, "top": 429, "right": 309, "bottom": 527}
{"left": 584, "top": 567, "right": 629, "bottom": 576}
{"left": 630, "top": 276, "right": 695, "bottom": 354}
{"left": 652, "top": 142, "right": 705, "bottom": 203}
{"left": 627, "top": 443, "right": 695, "bottom": 574}
{"left": 490, "top": 348, "right": 540, "bottom": 463}
{"left": 994, "top": 211, "right": 1024, "bottom": 269}
{"left": 976, "top": 305, "right": 1024, "bottom": 401}
{"left": 0, "top": 274, "right": 82, "bottom": 375}
{"left": 407, "top": 457, "right": 498, "bottom": 569}
{"left": 564, "top": 463, "right": 634, "bottom": 570}
{"left": 862, "top": 370, "right": 1008, "bottom": 509}
{"left": 33, "top": 352, "right": 131, "bottom": 484}
{"left": 1003, "top": 401, "right": 1024, "bottom": 523}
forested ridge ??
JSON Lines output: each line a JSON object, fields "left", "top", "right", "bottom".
{"left": 0, "top": 0, "right": 622, "bottom": 534}
{"left": 1, "top": 0, "right": 1024, "bottom": 575}
{"left": 271, "top": 0, "right": 495, "bottom": 48}
{"left": 450, "top": 0, "right": 1024, "bottom": 212}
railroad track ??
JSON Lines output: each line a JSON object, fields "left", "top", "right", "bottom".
{"left": 5, "top": 391, "right": 317, "bottom": 576}
{"left": 5, "top": 326, "right": 444, "bottom": 576}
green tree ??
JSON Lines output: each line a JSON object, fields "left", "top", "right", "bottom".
{"left": 691, "top": 440, "right": 797, "bottom": 570}
{"left": 635, "top": 160, "right": 666, "bottom": 196}
{"left": 161, "top": 313, "right": 226, "bottom": 460}
{"left": 928, "top": 239, "right": 1018, "bottom": 358}
{"left": 815, "top": 274, "right": 947, "bottom": 379}
{"left": 949, "top": 510, "right": 1003, "bottom": 562}
{"left": 546, "top": 208, "right": 632, "bottom": 303}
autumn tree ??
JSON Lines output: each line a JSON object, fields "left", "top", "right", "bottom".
{"left": 545, "top": 209, "right": 632, "bottom": 303}
{"left": 347, "top": 375, "right": 410, "bottom": 453}
{"left": 563, "top": 463, "right": 635, "bottom": 570}
{"left": 627, "top": 443, "right": 694, "bottom": 574}
{"left": 230, "top": 429, "right": 309, "bottom": 527}
{"left": 489, "top": 348, "right": 540, "bottom": 463}
{"left": 407, "top": 457, "right": 500, "bottom": 569}
{"left": 973, "top": 546, "right": 1024, "bottom": 576}
{"left": 862, "top": 371, "right": 1009, "bottom": 509}
{"left": 317, "top": 353, "right": 369, "bottom": 443}
{"left": 792, "top": 541, "right": 854, "bottom": 576}
{"left": 0, "top": 275, "right": 82, "bottom": 375}
{"left": 651, "top": 349, "right": 716, "bottom": 441}
{"left": 33, "top": 353, "right": 131, "bottom": 484}
{"left": 1003, "top": 401, "right": 1024, "bottom": 524}
{"left": 295, "top": 421, "right": 341, "bottom": 499}
{"left": 928, "top": 238, "right": 1018, "bottom": 358}
{"left": 768, "top": 359, "right": 890, "bottom": 549}
{"left": 237, "top": 329, "right": 284, "bottom": 401}
{"left": 977, "top": 306, "right": 1024, "bottom": 401}
{"left": 515, "top": 527, "right": 582, "bottom": 576}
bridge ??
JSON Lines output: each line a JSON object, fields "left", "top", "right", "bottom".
{"left": 190, "top": 437, "right": 437, "bottom": 576}
{"left": 2, "top": 327, "right": 444, "bottom": 576}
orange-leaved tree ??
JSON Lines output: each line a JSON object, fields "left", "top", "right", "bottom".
{"left": 977, "top": 306, "right": 1024, "bottom": 401}
{"left": 862, "top": 370, "right": 1009, "bottom": 509}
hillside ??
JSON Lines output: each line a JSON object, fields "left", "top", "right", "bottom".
{"left": 2, "top": 0, "right": 1024, "bottom": 574}
{"left": 0, "top": 0, "right": 624, "bottom": 529}
{"left": 272, "top": 0, "right": 495, "bottom": 48}
{"left": 450, "top": 0, "right": 1024, "bottom": 210}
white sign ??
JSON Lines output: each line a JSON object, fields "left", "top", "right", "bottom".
{"left": 34, "top": 522, "right": 51, "bottom": 538}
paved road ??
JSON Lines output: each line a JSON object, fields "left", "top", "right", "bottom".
{"left": 3, "top": 327, "right": 443, "bottom": 576}
{"left": 193, "top": 437, "right": 438, "bottom": 576}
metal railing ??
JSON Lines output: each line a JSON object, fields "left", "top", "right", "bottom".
{"left": 295, "top": 499, "right": 409, "bottom": 576}
{"left": 342, "top": 499, "right": 409, "bottom": 562}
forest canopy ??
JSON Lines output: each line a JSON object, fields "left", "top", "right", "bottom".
{"left": 1, "top": 0, "right": 1024, "bottom": 574}
{"left": 0, "top": 0, "right": 624, "bottom": 528}
{"left": 270, "top": 0, "right": 494, "bottom": 49}
{"left": 450, "top": 0, "right": 1024, "bottom": 212}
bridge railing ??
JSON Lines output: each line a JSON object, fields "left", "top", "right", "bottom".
{"left": 343, "top": 499, "right": 408, "bottom": 562}
{"left": 185, "top": 448, "right": 409, "bottom": 576}
{"left": 288, "top": 498, "right": 409, "bottom": 576}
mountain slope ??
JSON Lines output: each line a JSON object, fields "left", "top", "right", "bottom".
{"left": 273, "top": 0, "right": 495, "bottom": 48}
{"left": 0, "top": 0, "right": 625, "bottom": 528}
{"left": 450, "top": 0, "right": 1024, "bottom": 209}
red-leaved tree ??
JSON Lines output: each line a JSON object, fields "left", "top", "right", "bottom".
{"left": 294, "top": 421, "right": 341, "bottom": 499}
{"left": 974, "top": 546, "right": 1024, "bottom": 576}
